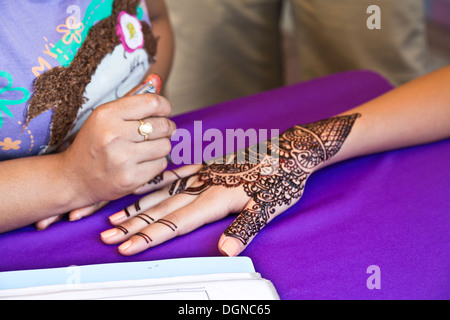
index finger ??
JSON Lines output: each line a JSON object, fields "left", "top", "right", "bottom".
{"left": 115, "top": 94, "right": 172, "bottom": 120}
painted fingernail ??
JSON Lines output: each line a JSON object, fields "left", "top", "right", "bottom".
{"left": 100, "top": 228, "right": 118, "bottom": 239}
{"left": 220, "top": 238, "right": 240, "bottom": 257}
{"left": 109, "top": 210, "right": 127, "bottom": 223}
{"left": 69, "top": 212, "right": 83, "bottom": 221}
{"left": 119, "top": 240, "right": 132, "bottom": 252}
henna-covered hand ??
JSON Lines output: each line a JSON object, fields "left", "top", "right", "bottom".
{"left": 101, "top": 114, "right": 361, "bottom": 256}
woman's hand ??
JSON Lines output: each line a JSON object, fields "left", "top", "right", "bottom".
{"left": 36, "top": 74, "right": 169, "bottom": 229}
{"left": 64, "top": 92, "right": 175, "bottom": 203}
{"left": 100, "top": 114, "right": 360, "bottom": 256}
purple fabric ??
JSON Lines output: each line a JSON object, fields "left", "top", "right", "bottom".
{"left": 1, "top": 70, "right": 449, "bottom": 299}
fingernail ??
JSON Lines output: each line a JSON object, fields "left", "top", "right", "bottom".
{"left": 101, "top": 228, "right": 118, "bottom": 239}
{"left": 119, "top": 240, "right": 132, "bottom": 252}
{"left": 36, "top": 221, "right": 49, "bottom": 231}
{"left": 69, "top": 212, "right": 82, "bottom": 221}
{"left": 69, "top": 207, "right": 87, "bottom": 221}
{"left": 109, "top": 210, "right": 127, "bottom": 223}
{"left": 221, "top": 238, "right": 240, "bottom": 257}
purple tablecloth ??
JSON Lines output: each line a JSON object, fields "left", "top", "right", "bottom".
{"left": 1, "top": 71, "right": 449, "bottom": 299}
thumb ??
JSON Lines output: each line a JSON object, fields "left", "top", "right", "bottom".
{"left": 218, "top": 200, "right": 269, "bottom": 257}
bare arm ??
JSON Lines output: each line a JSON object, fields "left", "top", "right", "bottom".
{"left": 145, "top": 0, "right": 174, "bottom": 86}
{"left": 0, "top": 94, "right": 175, "bottom": 234}
{"left": 0, "top": 154, "right": 78, "bottom": 232}
{"left": 30, "top": 2, "right": 175, "bottom": 230}
{"left": 321, "top": 66, "right": 450, "bottom": 170}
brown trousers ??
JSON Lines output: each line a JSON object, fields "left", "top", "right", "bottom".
{"left": 165, "top": 0, "right": 428, "bottom": 114}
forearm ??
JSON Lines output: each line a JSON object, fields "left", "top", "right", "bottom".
{"left": 318, "top": 66, "right": 450, "bottom": 170}
{"left": 0, "top": 154, "right": 85, "bottom": 233}
{"left": 145, "top": 0, "right": 174, "bottom": 85}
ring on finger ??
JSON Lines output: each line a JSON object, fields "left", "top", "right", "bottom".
{"left": 138, "top": 119, "right": 153, "bottom": 141}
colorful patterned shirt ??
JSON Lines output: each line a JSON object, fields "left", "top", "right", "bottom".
{"left": 0, "top": 0, "right": 156, "bottom": 160}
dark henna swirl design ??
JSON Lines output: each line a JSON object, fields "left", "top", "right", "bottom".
{"left": 169, "top": 114, "right": 361, "bottom": 245}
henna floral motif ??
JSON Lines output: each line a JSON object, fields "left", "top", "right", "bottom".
{"left": 169, "top": 114, "right": 361, "bottom": 245}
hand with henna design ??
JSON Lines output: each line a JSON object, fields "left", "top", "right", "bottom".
{"left": 100, "top": 66, "right": 450, "bottom": 256}
{"left": 101, "top": 114, "right": 361, "bottom": 256}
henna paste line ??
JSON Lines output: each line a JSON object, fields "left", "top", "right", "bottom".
{"left": 168, "top": 176, "right": 191, "bottom": 196}
{"left": 148, "top": 172, "right": 164, "bottom": 185}
{"left": 135, "top": 232, "right": 152, "bottom": 244}
{"left": 116, "top": 225, "right": 129, "bottom": 235}
{"left": 134, "top": 200, "right": 141, "bottom": 213}
{"left": 155, "top": 219, "right": 178, "bottom": 232}
{"left": 147, "top": 170, "right": 183, "bottom": 186}
{"left": 170, "top": 170, "right": 182, "bottom": 180}
{"left": 124, "top": 207, "right": 131, "bottom": 218}
{"left": 165, "top": 114, "right": 360, "bottom": 245}
{"left": 136, "top": 213, "right": 155, "bottom": 225}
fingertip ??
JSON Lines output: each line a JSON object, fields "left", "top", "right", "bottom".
{"left": 118, "top": 239, "right": 141, "bottom": 256}
{"left": 118, "top": 240, "right": 132, "bottom": 253}
{"left": 219, "top": 237, "right": 242, "bottom": 257}
{"left": 108, "top": 210, "right": 128, "bottom": 224}
{"left": 100, "top": 228, "right": 119, "bottom": 244}
{"left": 69, "top": 202, "right": 107, "bottom": 221}
{"left": 69, "top": 209, "right": 84, "bottom": 222}
{"left": 35, "top": 220, "right": 49, "bottom": 231}
{"left": 36, "top": 215, "right": 62, "bottom": 231}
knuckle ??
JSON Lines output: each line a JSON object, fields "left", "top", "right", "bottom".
{"left": 160, "top": 138, "right": 172, "bottom": 155}
{"left": 157, "top": 117, "right": 172, "bottom": 136}
{"left": 159, "top": 213, "right": 180, "bottom": 237}
{"left": 90, "top": 104, "right": 110, "bottom": 123}
{"left": 99, "top": 131, "right": 119, "bottom": 149}
{"left": 159, "top": 155, "right": 169, "bottom": 170}
{"left": 139, "top": 94, "right": 171, "bottom": 117}
{"left": 142, "top": 93, "right": 160, "bottom": 111}
{"left": 111, "top": 152, "right": 129, "bottom": 168}
{"left": 155, "top": 200, "right": 170, "bottom": 215}
{"left": 90, "top": 108, "right": 119, "bottom": 149}
{"left": 113, "top": 169, "right": 135, "bottom": 191}
{"left": 161, "top": 96, "right": 172, "bottom": 115}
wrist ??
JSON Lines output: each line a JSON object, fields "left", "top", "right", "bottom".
{"left": 281, "top": 113, "right": 361, "bottom": 174}
{"left": 55, "top": 151, "right": 94, "bottom": 211}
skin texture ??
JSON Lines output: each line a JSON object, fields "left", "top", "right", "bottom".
{"left": 36, "top": 0, "right": 174, "bottom": 228}
{"left": 101, "top": 114, "right": 361, "bottom": 256}
{"left": 167, "top": 114, "right": 361, "bottom": 245}
{"left": 0, "top": 0, "right": 174, "bottom": 233}
{"left": 101, "top": 66, "right": 450, "bottom": 257}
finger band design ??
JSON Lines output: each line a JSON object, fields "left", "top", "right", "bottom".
{"left": 136, "top": 232, "right": 153, "bottom": 244}
{"left": 155, "top": 219, "right": 178, "bottom": 232}
{"left": 116, "top": 225, "right": 129, "bottom": 235}
{"left": 138, "top": 120, "right": 153, "bottom": 141}
{"left": 136, "top": 213, "right": 154, "bottom": 225}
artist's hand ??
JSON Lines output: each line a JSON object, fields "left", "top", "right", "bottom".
{"left": 36, "top": 75, "right": 173, "bottom": 230}
{"left": 100, "top": 114, "right": 360, "bottom": 256}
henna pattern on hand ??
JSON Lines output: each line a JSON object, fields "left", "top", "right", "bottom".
{"left": 136, "top": 213, "right": 154, "bottom": 225}
{"left": 147, "top": 172, "right": 164, "bottom": 185}
{"left": 154, "top": 219, "right": 178, "bottom": 232}
{"left": 136, "top": 232, "right": 153, "bottom": 244}
{"left": 168, "top": 114, "right": 361, "bottom": 245}
{"left": 116, "top": 225, "right": 129, "bottom": 235}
